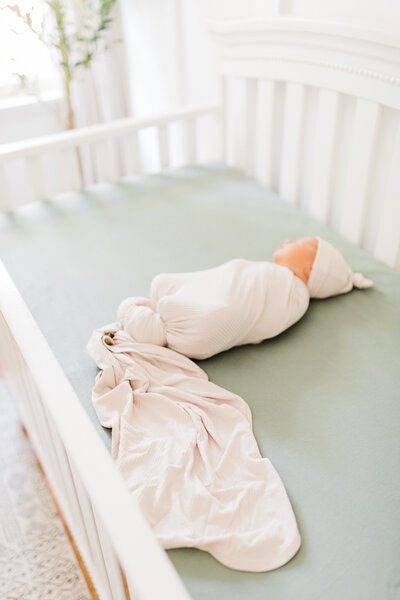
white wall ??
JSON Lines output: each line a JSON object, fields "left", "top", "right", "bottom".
{"left": 201, "top": 0, "right": 400, "bottom": 24}
{"left": 120, "top": 0, "right": 400, "bottom": 117}
{"left": 0, "top": 95, "right": 63, "bottom": 145}
{"left": 118, "top": 0, "right": 400, "bottom": 169}
{"left": 119, "top": 0, "right": 221, "bottom": 116}
{"left": 2, "top": 0, "right": 399, "bottom": 190}
{"left": 3, "top": 0, "right": 399, "bottom": 142}
{"left": 0, "top": 95, "right": 66, "bottom": 205}
{"left": 119, "top": 0, "right": 222, "bottom": 166}
{"left": 120, "top": 0, "right": 182, "bottom": 114}
{"left": 288, "top": 0, "right": 400, "bottom": 26}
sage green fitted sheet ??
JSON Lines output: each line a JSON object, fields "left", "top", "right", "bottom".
{"left": 0, "top": 164, "right": 399, "bottom": 599}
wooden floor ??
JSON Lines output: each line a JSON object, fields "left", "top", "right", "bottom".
{"left": 0, "top": 377, "right": 92, "bottom": 600}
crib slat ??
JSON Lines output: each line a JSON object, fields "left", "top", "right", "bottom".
{"left": 279, "top": 83, "right": 306, "bottom": 204}
{"left": 24, "top": 382, "right": 61, "bottom": 490}
{"left": 374, "top": 122, "right": 400, "bottom": 267}
{"left": 4, "top": 335, "right": 81, "bottom": 537}
{"left": 44, "top": 415, "right": 92, "bottom": 542}
{"left": 87, "top": 498, "right": 115, "bottom": 600}
{"left": 186, "top": 118, "right": 197, "bottom": 164}
{"left": 0, "top": 162, "right": 12, "bottom": 211}
{"left": 8, "top": 339, "right": 87, "bottom": 554}
{"left": 16, "top": 357, "right": 84, "bottom": 541}
{"left": 69, "top": 459, "right": 117, "bottom": 599}
{"left": 254, "top": 79, "right": 275, "bottom": 187}
{"left": 2, "top": 319, "right": 31, "bottom": 432}
{"left": 226, "top": 78, "right": 248, "bottom": 171}
{"left": 308, "top": 90, "right": 340, "bottom": 222}
{"left": 2, "top": 314, "right": 112, "bottom": 600}
{"left": 221, "top": 76, "right": 228, "bottom": 163}
{"left": 157, "top": 124, "right": 170, "bottom": 169}
{"left": 7, "top": 335, "right": 42, "bottom": 451}
{"left": 245, "top": 79, "right": 258, "bottom": 176}
{"left": 339, "top": 99, "right": 380, "bottom": 244}
{"left": 93, "top": 510, "right": 128, "bottom": 600}
{"left": 94, "top": 138, "right": 118, "bottom": 183}
{"left": 121, "top": 133, "right": 142, "bottom": 175}
{"left": 61, "top": 147, "right": 82, "bottom": 191}
{"left": 68, "top": 459, "right": 99, "bottom": 565}
{"left": 26, "top": 154, "right": 47, "bottom": 201}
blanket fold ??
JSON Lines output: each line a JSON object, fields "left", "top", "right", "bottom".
{"left": 87, "top": 321, "right": 301, "bottom": 572}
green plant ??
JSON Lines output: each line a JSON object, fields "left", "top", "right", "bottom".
{"left": 4, "top": 0, "right": 120, "bottom": 129}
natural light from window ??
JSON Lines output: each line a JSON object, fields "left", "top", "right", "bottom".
{"left": 0, "top": 1, "right": 61, "bottom": 102}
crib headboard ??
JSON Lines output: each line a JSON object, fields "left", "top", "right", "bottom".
{"left": 210, "top": 18, "right": 400, "bottom": 270}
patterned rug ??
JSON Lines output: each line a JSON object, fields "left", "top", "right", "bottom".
{"left": 0, "top": 377, "right": 92, "bottom": 600}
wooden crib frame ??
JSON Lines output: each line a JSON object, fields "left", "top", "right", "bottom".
{"left": 0, "top": 17, "right": 399, "bottom": 600}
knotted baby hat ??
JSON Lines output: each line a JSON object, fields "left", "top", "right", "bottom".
{"left": 307, "top": 237, "right": 373, "bottom": 299}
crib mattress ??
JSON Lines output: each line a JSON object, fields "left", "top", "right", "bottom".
{"left": 0, "top": 164, "right": 399, "bottom": 600}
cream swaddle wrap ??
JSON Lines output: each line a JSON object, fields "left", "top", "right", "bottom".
{"left": 118, "top": 259, "right": 310, "bottom": 359}
{"left": 87, "top": 258, "right": 310, "bottom": 572}
{"left": 87, "top": 325, "right": 301, "bottom": 572}
{"left": 89, "top": 250, "right": 373, "bottom": 571}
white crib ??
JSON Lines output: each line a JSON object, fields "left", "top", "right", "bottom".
{"left": 0, "top": 17, "right": 399, "bottom": 600}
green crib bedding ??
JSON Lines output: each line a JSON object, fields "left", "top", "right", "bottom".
{"left": 0, "top": 164, "right": 399, "bottom": 599}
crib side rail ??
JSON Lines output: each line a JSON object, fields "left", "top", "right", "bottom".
{"left": 0, "top": 104, "right": 221, "bottom": 211}
{"left": 0, "top": 259, "right": 191, "bottom": 600}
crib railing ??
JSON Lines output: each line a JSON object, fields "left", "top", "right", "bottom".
{"left": 212, "top": 18, "right": 400, "bottom": 270}
{"left": 0, "top": 104, "right": 221, "bottom": 211}
{"left": 0, "top": 103, "right": 220, "bottom": 600}
{"left": 0, "top": 260, "right": 191, "bottom": 600}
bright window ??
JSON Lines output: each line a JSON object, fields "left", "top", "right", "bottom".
{"left": 0, "top": 1, "right": 61, "bottom": 100}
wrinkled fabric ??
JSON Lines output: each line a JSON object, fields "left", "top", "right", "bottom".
{"left": 87, "top": 325, "right": 301, "bottom": 572}
{"left": 118, "top": 259, "right": 310, "bottom": 358}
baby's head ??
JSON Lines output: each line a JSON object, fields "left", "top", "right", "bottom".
{"left": 273, "top": 236, "right": 373, "bottom": 298}
{"left": 273, "top": 237, "right": 318, "bottom": 285}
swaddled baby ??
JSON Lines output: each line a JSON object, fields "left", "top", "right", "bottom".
{"left": 117, "top": 237, "right": 373, "bottom": 359}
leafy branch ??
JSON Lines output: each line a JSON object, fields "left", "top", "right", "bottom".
{"left": 3, "top": 0, "right": 120, "bottom": 129}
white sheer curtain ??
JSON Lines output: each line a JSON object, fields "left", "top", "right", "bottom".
{"left": 118, "top": 0, "right": 222, "bottom": 170}
{"left": 68, "top": 1, "right": 131, "bottom": 184}
{"left": 0, "top": 1, "right": 131, "bottom": 199}
{"left": 71, "top": 2, "right": 130, "bottom": 127}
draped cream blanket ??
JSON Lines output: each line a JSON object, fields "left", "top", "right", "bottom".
{"left": 87, "top": 260, "right": 310, "bottom": 571}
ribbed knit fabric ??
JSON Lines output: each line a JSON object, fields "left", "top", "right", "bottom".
{"left": 87, "top": 260, "right": 310, "bottom": 572}
{"left": 120, "top": 259, "right": 310, "bottom": 359}
{"left": 87, "top": 327, "right": 301, "bottom": 572}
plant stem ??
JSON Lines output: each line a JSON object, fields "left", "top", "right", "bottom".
{"left": 64, "top": 73, "right": 75, "bottom": 129}
{"left": 64, "top": 72, "right": 84, "bottom": 185}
